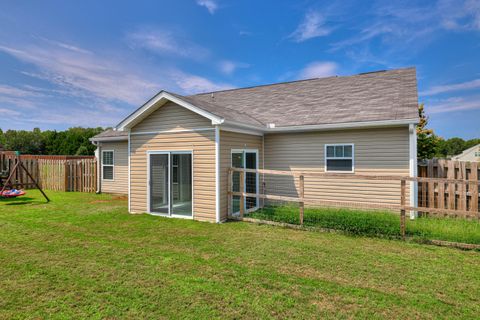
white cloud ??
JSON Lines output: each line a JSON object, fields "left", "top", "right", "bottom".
{"left": 218, "top": 60, "right": 249, "bottom": 75}
{"left": 429, "top": 96, "right": 480, "bottom": 114}
{"left": 421, "top": 78, "right": 480, "bottom": 96}
{"left": 0, "top": 43, "right": 160, "bottom": 105}
{"left": 298, "top": 61, "right": 338, "bottom": 79}
{"left": 173, "top": 72, "right": 233, "bottom": 94}
{"left": 290, "top": 11, "right": 331, "bottom": 42}
{"left": 196, "top": 0, "right": 218, "bottom": 14}
{"left": 331, "top": 0, "right": 480, "bottom": 53}
{"left": 126, "top": 28, "right": 209, "bottom": 60}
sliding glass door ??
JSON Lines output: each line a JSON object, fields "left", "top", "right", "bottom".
{"left": 149, "top": 152, "right": 192, "bottom": 218}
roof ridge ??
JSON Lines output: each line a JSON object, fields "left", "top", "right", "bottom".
{"left": 189, "top": 66, "right": 416, "bottom": 96}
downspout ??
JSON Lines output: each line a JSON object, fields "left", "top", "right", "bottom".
{"left": 128, "top": 130, "right": 131, "bottom": 213}
{"left": 215, "top": 126, "right": 220, "bottom": 223}
{"left": 95, "top": 142, "right": 102, "bottom": 194}
{"left": 409, "top": 124, "right": 418, "bottom": 219}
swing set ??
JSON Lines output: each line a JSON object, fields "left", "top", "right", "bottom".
{"left": 0, "top": 151, "right": 50, "bottom": 202}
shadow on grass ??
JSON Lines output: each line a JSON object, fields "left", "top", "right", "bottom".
{"left": 0, "top": 196, "right": 47, "bottom": 206}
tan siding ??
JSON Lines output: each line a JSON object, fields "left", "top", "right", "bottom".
{"left": 263, "top": 127, "right": 411, "bottom": 207}
{"left": 99, "top": 141, "right": 128, "bottom": 194}
{"left": 219, "top": 130, "right": 263, "bottom": 221}
{"left": 130, "top": 102, "right": 216, "bottom": 222}
{"left": 132, "top": 101, "right": 211, "bottom": 132}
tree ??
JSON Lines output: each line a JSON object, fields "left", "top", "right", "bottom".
{"left": 416, "top": 103, "right": 438, "bottom": 160}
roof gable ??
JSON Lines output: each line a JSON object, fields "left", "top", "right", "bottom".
{"left": 116, "top": 91, "right": 224, "bottom": 130}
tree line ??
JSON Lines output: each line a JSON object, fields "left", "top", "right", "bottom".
{"left": 0, "top": 108, "right": 477, "bottom": 159}
{"left": 0, "top": 127, "right": 104, "bottom": 156}
{"left": 417, "top": 103, "right": 479, "bottom": 160}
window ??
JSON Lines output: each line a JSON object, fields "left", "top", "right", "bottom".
{"left": 102, "top": 150, "right": 114, "bottom": 180}
{"left": 325, "top": 144, "right": 354, "bottom": 172}
{"left": 475, "top": 151, "right": 480, "bottom": 157}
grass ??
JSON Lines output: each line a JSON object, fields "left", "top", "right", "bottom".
{"left": 0, "top": 190, "right": 479, "bottom": 319}
{"left": 248, "top": 205, "right": 480, "bottom": 245}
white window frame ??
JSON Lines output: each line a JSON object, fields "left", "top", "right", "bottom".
{"left": 324, "top": 144, "right": 355, "bottom": 173}
{"left": 102, "top": 150, "right": 115, "bottom": 181}
{"left": 231, "top": 149, "right": 259, "bottom": 214}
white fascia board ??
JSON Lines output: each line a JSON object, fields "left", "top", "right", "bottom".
{"left": 116, "top": 91, "right": 224, "bottom": 130}
{"left": 89, "top": 136, "right": 128, "bottom": 142}
{"left": 219, "top": 118, "right": 419, "bottom": 134}
{"left": 267, "top": 118, "right": 419, "bottom": 133}
{"left": 220, "top": 124, "right": 264, "bottom": 136}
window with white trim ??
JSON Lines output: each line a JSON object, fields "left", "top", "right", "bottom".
{"left": 102, "top": 150, "right": 114, "bottom": 180}
{"left": 325, "top": 144, "right": 354, "bottom": 172}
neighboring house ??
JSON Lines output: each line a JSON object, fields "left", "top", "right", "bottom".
{"left": 90, "top": 67, "right": 419, "bottom": 223}
{"left": 451, "top": 144, "right": 480, "bottom": 162}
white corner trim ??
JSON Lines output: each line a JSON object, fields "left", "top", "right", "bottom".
{"left": 409, "top": 123, "right": 418, "bottom": 219}
{"left": 116, "top": 91, "right": 224, "bottom": 130}
{"left": 128, "top": 130, "right": 131, "bottom": 213}
{"left": 215, "top": 126, "right": 220, "bottom": 223}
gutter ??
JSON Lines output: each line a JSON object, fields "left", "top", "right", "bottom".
{"left": 221, "top": 118, "right": 419, "bottom": 134}
{"left": 89, "top": 136, "right": 128, "bottom": 142}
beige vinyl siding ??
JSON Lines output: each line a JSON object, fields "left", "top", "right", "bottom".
{"left": 132, "top": 101, "right": 211, "bottom": 132}
{"left": 263, "top": 127, "right": 410, "bottom": 207}
{"left": 99, "top": 141, "right": 128, "bottom": 194}
{"left": 130, "top": 102, "right": 216, "bottom": 222}
{"left": 219, "top": 130, "right": 263, "bottom": 221}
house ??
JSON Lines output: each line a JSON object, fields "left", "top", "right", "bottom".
{"left": 451, "top": 144, "right": 480, "bottom": 162}
{"left": 90, "top": 67, "right": 419, "bottom": 222}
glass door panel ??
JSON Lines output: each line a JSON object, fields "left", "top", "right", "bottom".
{"left": 231, "top": 152, "right": 244, "bottom": 214}
{"left": 245, "top": 152, "right": 257, "bottom": 210}
{"left": 150, "top": 154, "right": 169, "bottom": 214}
{"left": 171, "top": 153, "right": 192, "bottom": 217}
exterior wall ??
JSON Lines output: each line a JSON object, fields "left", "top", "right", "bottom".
{"left": 98, "top": 141, "right": 128, "bottom": 194}
{"left": 219, "top": 130, "right": 263, "bottom": 221}
{"left": 452, "top": 145, "right": 480, "bottom": 162}
{"left": 129, "top": 102, "right": 216, "bottom": 222}
{"left": 263, "top": 126, "right": 411, "bottom": 207}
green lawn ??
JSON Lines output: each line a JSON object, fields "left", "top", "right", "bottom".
{"left": 248, "top": 205, "right": 480, "bottom": 245}
{"left": 0, "top": 191, "right": 479, "bottom": 319}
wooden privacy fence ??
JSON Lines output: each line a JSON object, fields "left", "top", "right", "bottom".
{"left": 38, "top": 159, "right": 97, "bottom": 192}
{"left": 0, "top": 152, "right": 97, "bottom": 192}
{"left": 227, "top": 167, "right": 480, "bottom": 240}
{"left": 418, "top": 159, "right": 479, "bottom": 215}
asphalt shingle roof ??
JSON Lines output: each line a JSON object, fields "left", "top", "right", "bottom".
{"left": 185, "top": 67, "right": 418, "bottom": 128}
{"left": 92, "top": 129, "right": 128, "bottom": 139}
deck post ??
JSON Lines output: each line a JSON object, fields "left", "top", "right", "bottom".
{"left": 299, "top": 175, "right": 304, "bottom": 225}
{"left": 400, "top": 179, "right": 406, "bottom": 240}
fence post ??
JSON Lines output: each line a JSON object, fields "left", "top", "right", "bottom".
{"left": 239, "top": 169, "right": 245, "bottom": 219}
{"left": 299, "top": 175, "right": 304, "bottom": 225}
{"left": 227, "top": 168, "right": 232, "bottom": 218}
{"left": 400, "top": 179, "right": 406, "bottom": 240}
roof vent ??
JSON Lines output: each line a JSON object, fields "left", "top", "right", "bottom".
{"left": 211, "top": 93, "right": 214, "bottom": 100}
{"left": 267, "top": 123, "right": 276, "bottom": 128}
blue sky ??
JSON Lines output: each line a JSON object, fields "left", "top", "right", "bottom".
{"left": 0, "top": 0, "right": 479, "bottom": 138}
